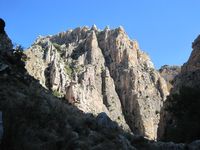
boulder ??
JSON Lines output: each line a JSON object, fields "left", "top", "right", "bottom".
{"left": 96, "top": 112, "right": 118, "bottom": 129}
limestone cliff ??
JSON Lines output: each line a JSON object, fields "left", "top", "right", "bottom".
{"left": 25, "top": 26, "right": 169, "bottom": 139}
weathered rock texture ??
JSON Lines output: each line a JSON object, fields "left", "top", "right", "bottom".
{"left": 158, "top": 35, "right": 200, "bottom": 142}
{"left": 25, "top": 26, "right": 169, "bottom": 139}
{"left": 159, "top": 65, "right": 181, "bottom": 91}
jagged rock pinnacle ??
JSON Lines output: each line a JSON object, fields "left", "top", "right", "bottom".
{"left": 104, "top": 25, "right": 110, "bottom": 31}
{"left": 91, "top": 24, "right": 97, "bottom": 31}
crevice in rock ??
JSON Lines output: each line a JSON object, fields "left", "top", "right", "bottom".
{"left": 44, "top": 63, "right": 51, "bottom": 89}
{"left": 71, "top": 41, "right": 86, "bottom": 60}
{"left": 101, "top": 69, "right": 109, "bottom": 108}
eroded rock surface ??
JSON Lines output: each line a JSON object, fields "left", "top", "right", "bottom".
{"left": 25, "top": 26, "right": 169, "bottom": 139}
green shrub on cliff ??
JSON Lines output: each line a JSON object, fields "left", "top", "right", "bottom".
{"left": 166, "top": 86, "right": 200, "bottom": 142}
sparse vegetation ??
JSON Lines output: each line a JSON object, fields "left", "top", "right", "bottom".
{"left": 165, "top": 86, "right": 200, "bottom": 142}
{"left": 74, "top": 64, "right": 84, "bottom": 74}
{"left": 64, "top": 63, "right": 73, "bottom": 77}
{"left": 14, "top": 45, "right": 28, "bottom": 63}
{"left": 52, "top": 42, "right": 61, "bottom": 52}
{"left": 52, "top": 90, "right": 62, "bottom": 97}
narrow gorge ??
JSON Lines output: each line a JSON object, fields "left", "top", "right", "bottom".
{"left": 2, "top": 20, "right": 200, "bottom": 149}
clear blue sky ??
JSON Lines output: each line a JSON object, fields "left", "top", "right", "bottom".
{"left": 1, "top": 0, "right": 200, "bottom": 68}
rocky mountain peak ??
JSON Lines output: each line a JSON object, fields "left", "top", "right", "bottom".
{"left": 91, "top": 24, "right": 98, "bottom": 31}
{"left": 117, "top": 26, "right": 125, "bottom": 33}
{"left": 182, "top": 35, "right": 200, "bottom": 73}
{"left": 170, "top": 35, "right": 200, "bottom": 90}
{"left": 25, "top": 26, "right": 169, "bottom": 139}
{"left": 192, "top": 35, "right": 200, "bottom": 49}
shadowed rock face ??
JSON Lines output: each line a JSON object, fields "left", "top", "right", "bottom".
{"left": 0, "top": 18, "right": 5, "bottom": 34}
{"left": 158, "top": 35, "right": 200, "bottom": 142}
{"left": 0, "top": 19, "right": 13, "bottom": 53}
{"left": 25, "top": 26, "right": 169, "bottom": 139}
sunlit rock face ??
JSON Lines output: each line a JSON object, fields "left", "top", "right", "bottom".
{"left": 25, "top": 26, "right": 169, "bottom": 139}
